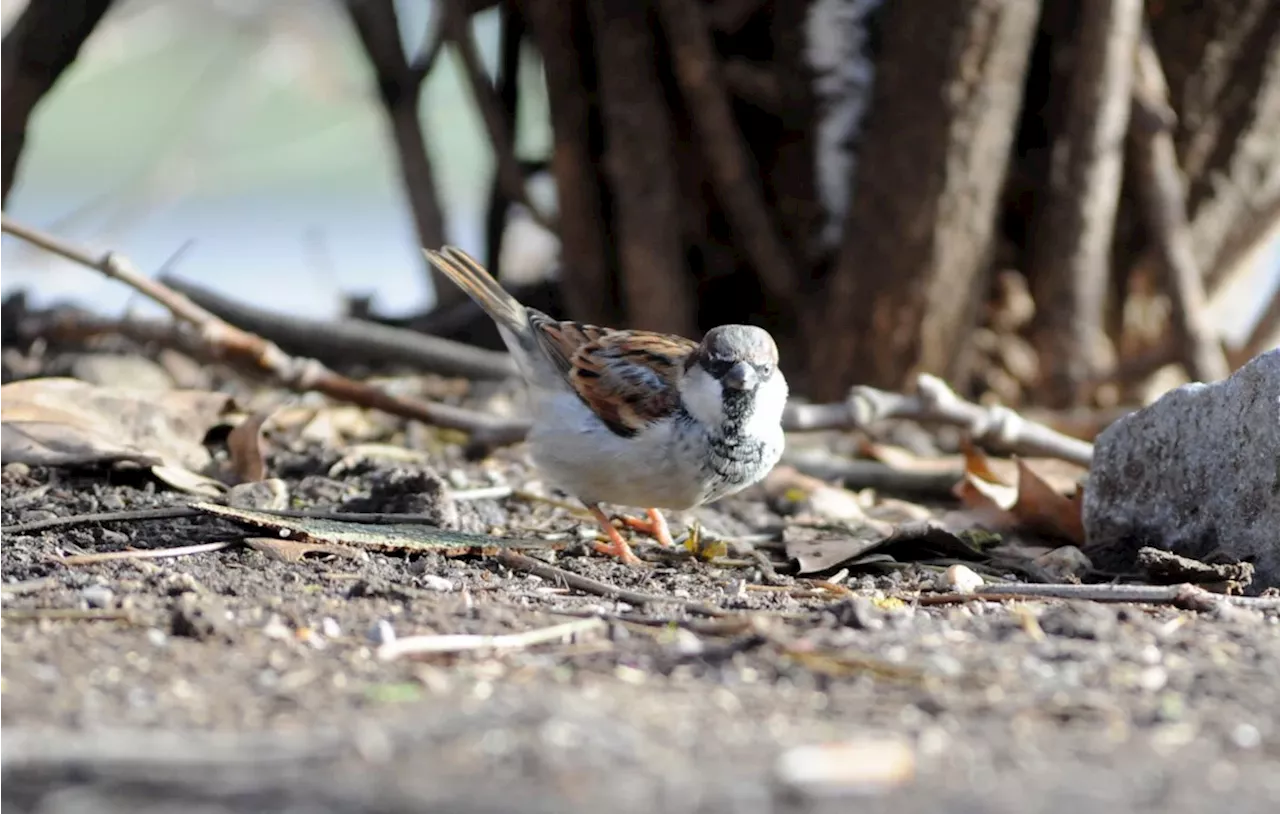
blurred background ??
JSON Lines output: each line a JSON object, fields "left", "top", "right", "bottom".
{"left": 3, "top": 0, "right": 1277, "bottom": 412}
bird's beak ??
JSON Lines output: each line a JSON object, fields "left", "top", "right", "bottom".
{"left": 723, "top": 361, "right": 757, "bottom": 391}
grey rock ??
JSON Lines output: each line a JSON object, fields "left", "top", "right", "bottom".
{"left": 1083, "top": 349, "right": 1279, "bottom": 592}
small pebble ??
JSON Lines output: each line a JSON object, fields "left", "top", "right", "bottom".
{"left": 146, "top": 628, "right": 169, "bottom": 647}
{"left": 321, "top": 617, "right": 342, "bottom": 638}
{"left": 80, "top": 585, "right": 114, "bottom": 609}
{"left": 262, "top": 614, "right": 292, "bottom": 641}
{"left": 368, "top": 619, "right": 397, "bottom": 645}
{"left": 940, "top": 564, "right": 984, "bottom": 594}
{"left": 776, "top": 737, "right": 916, "bottom": 797}
{"left": 420, "top": 574, "right": 456, "bottom": 592}
{"left": 4, "top": 462, "right": 31, "bottom": 478}
{"left": 1230, "top": 723, "right": 1262, "bottom": 750}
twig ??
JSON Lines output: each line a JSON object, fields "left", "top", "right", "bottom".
{"left": 916, "top": 582, "right": 1280, "bottom": 611}
{"left": 1, "top": 608, "right": 135, "bottom": 622}
{"left": 1127, "top": 26, "right": 1231, "bottom": 383}
{"left": 495, "top": 550, "right": 729, "bottom": 617}
{"left": 653, "top": 0, "right": 801, "bottom": 310}
{"left": 157, "top": 275, "right": 516, "bottom": 380}
{"left": 377, "top": 617, "right": 606, "bottom": 660}
{"left": 784, "top": 373, "right": 1094, "bottom": 466}
{"left": 441, "top": 0, "right": 553, "bottom": 231}
{"left": 344, "top": 0, "right": 456, "bottom": 306}
{"left": 780, "top": 449, "right": 963, "bottom": 496}
{"left": 1, "top": 506, "right": 202, "bottom": 535}
{"left": 0, "top": 216, "right": 529, "bottom": 444}
{"left": 0, "top": 577, "right": 58, "bottom": 596}
{"left": 449, "top": 485, "right": 514, "bottom": 502}
{"left": 58, "top": 540, "right": 238, "bottom": 566}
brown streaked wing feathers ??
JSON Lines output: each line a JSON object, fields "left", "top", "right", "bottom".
{"left": 531, "top": 318, "right": 698, "bottom": 438}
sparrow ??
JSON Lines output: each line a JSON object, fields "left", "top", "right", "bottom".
{"left": 424, "top": 246, "right": 788, "bottom": 564}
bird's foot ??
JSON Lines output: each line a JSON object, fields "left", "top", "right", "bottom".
{"left": 588, "top": 506, "right": 642, "bottom": 565}
{"left": 619, "top": 508, "right": 675, "bottom": 548}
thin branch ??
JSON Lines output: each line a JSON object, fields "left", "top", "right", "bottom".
{"left": 1127, "top": 26, "right": 1231, "bottom": 383}
{"left": 1, "top": 507, "right": 202, "bottom": 535}
{"left": 784, "top": 373, "right": 1094, "bottom": 466}
{"left": 779, "top": 450, "right": 964, "bottom": 496}
{"left": 0, "top": 216, "right": 531, "bottom": 445}
{"left": 156, "top": 274, "right": 516, "bottom": 380}
{"left": 653, "top": 0, "right": 801, "bottom": 310}
{"left": 442, "top": 0, "right": 553, "bottom": 231}
{"left": 495, "top": 550, "right": 729, "bottom": 617}
{"left": 345, "top": 0, "right": 457, "bottom": 306}
{"left": 59, "top": 540, "right": 238, "bottom": 566}
{"left": 1, "top": 0, "right": 114, "bottom": 202}
{"left": 917, "top": 581, "right": 1280, "bottom": 611}
{"left": 377, "top": 617, "right": 606, "bottom": 660}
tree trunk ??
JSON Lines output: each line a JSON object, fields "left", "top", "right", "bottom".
{"left": 810, "top": 0, "right": 1042, "bottom": 399}
{"left": 1, "top": 0, "right": 115, "bottom": 204}
{"left": 519, "top": 0, "right": 619, "bottom": 326}
{"left": 1026, "top": 0, "right": 1143, "bottom": 407}
{"left": 588, "top": 0, "right": 696, "bottom": 336}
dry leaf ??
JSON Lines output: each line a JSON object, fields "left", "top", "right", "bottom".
{"left": 0, "top": 378, "right": 235, "bottom": 471}
{"left": 784, "top": 520, "right": 984, "bottom": 575}
{"left": 950, "top": 447, "right": 1086, "bottom": 544}
{"left": 227, "top": 410, "right": 275, "bottom": 484}
{"left": 763, "top": 465, "right": 868, "bottom": 523}
{"left": 151, "top": 464, "right": 227, "bottom": 497}
{"left": 245, "top": 537, "right": 362, "bottom": 564}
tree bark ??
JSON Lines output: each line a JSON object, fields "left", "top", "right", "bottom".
{"left": 1027, "top": 0, "right": 1143, "bottom": 407}
{"left": 1, "top": 0, "right": 115, "bottom": 204}
{"left": 588, "top": 0, "right": 696, "bottom": 336}
{"left": 1147, "top": 0, "right": 1280, "bottom": 286}
{"left": 811, "top": 0, "right": 1042, "bottom": 399}
{"left": 520, "top": 0, "right": 619, "bottom": 326}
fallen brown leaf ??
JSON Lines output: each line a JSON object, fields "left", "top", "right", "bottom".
{"left": 245, "top": 537, "right": 363, "bottom": 564}
{"left": 951, "top": 446, "right": 1085, "bottom": 544}
{"left": 0, "top": 377, "right": 235, "bottom": 472}
{"left": 226, "top": 409, "right": 276, "bottom": 484}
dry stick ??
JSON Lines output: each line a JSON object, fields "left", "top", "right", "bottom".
{"left": 0, "top": 217, "right": 529, "bottom": 445}
{"left": 1128, "top": 27, "right": 1231, "bottom": 383}
{"left": 1, "top": 506, "right": 203, "bottom": 535}
{"left": 495, "top": 550, "right": 729, "bottom": 617}
{"left": 157, "top": 275, "right": 516, "bottom": 380}
{"left": 377, "top": 617, "right": 606, "bottom": 660}
{"left": 59, "top": 540, "right": 238, "bottom": 566}
{"left": 784, "top": 373, "right": 1095, "bottom": 466}
{"left": 441, "top": 0, "right": 553, "bottom": 232}
{"left": 653, "top": 0, "right": 800, "bottom": 310}
{"left": 916, "top": 582, "right": 1280, "bottom": 611}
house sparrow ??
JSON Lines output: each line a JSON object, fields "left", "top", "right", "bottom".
{"left": 424, "top": 246, "right": 788, "bottom": 564}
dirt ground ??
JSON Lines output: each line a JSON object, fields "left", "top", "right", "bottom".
{"left": 3, "top": 349, "right": 1280, "bottom": 813}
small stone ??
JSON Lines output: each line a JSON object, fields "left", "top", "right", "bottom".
{"left": 1230, "top": 723, "right": 1262, "bottom": 750}
{"left": 146, "top": 628, "right": 168, "bottom": 647}
{"left": 776, "top": 737, "right": 916, "bottom": 797}
{"left": 227, "top": 479, "right": 289, "bottom": 510}
{"left": 368, "top": 619, "right": 396, "bottom": 645}
{"left": 321, "top": 617, "right": 342, "bottom": 638}
{"left": 1035, "top": 546, "right": 1092, "bottom": 580}
{"left": 1084, "top": 349, "right": 1280, "bottom": 592}
{"left": 419, "top": 574, "right": 455, "bottom": 592}
{"left": 80, "top": 585, "right": 114, "bottom": 609}
{"left": 262, "top": 614, "right": 292, "bottom": 641}
{"left": 170, "top": 595, "right": 231, "bottom": 641}
{"left": 940, "top": 564, "right": 984, "bottom": 594}
{"left": 4, "top": 462, "right": 30, "bottom": 478}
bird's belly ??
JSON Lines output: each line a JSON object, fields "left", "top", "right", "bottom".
{"left": 526, "top": 396, "right": 708, "bottom": 509}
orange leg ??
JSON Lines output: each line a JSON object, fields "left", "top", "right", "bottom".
{"left": 620, "top": 508, "right": 676, "bottom": 548}
{"left": 587, "top": 505, "right": 642, "bottom": 565}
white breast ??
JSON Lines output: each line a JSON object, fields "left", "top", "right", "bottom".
{"left": 523, "top": 389, "right": 712, "bottom": 510}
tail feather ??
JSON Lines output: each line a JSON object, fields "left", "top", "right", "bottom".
{"left": 423, "top": 246, "right": 527, "bottom": 332}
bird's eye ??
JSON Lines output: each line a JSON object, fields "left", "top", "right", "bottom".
{"left": 704, "top": 358, "right": 734, "bottom": 378}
